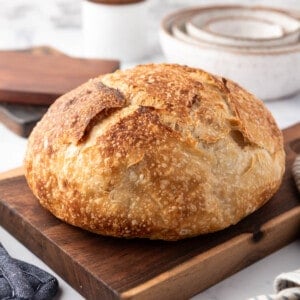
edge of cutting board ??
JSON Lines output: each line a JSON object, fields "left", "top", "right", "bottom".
{"left": 121, "top": 207, "right": 300, "bottom": 299}
{"left": 0, "top": 167, "right": 23, "bottom": 180}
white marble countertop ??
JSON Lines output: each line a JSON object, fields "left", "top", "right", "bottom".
{"left": 0, "top": 0, "right": 299, "bottom": 299}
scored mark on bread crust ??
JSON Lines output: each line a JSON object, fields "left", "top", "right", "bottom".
{"left": 97, "top": 82, "right": 125, "bottom": 103}
{"left": 230, "top": 130, "right": 252, "bottom": 148}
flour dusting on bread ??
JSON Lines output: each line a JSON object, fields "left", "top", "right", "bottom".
{"left": 24, "top": 64, "right": 285, "bottom": 240}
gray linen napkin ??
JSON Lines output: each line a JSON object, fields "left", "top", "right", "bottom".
{"left": 248, "top": 156, "right": 300, "bottom": 300}
{"left": 0, "top": 243, "right": 58, "bottom": 300}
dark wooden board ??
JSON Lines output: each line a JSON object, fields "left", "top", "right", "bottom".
{"left": 0, "top": 47, "right": 119, "bottom": 137}
{"left": 0, "top": 102, "right": 48, "bottom": 137}
{"left": 0, "top": 124, "right": 299, "bottom": 300}
{"left": 0, "top": 47, "right": 119, "bottom": 105}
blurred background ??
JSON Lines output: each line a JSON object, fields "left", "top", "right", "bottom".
{"left": 0, "top": 0, "right": 299, "bottom": 61}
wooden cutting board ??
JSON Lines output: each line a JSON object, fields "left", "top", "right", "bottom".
{"left": 0, "top": 124, "right": 299, "bottom": 300}
{"left": 0, "top": 47, "right": 119, "bottom": 105}
{"left": 0, "top": 47, "right": 119, "bottom": 137}
{"left": 0, "top": 102, "right": 48, "bottom": 137}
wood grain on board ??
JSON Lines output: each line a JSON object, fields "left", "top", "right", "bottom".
{"left": 0, "top": 123, "right": 299, "bottom": 300}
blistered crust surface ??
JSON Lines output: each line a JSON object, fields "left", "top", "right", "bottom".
{"left": 25, "top": 64, "right": 285, "bottom": 240}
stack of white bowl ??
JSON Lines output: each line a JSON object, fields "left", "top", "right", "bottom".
{"left": 159, "top": 5, "right": 300, "bottom": 100}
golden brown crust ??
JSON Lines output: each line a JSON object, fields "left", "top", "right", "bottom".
{"left": 24, "top": 64, "right": 285, "bottom": 240}
{"left": 37, "top": 80, "right": 126, "bottom": 146}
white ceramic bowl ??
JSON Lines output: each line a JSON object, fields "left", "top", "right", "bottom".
{"left": 172, "top": 13, "right": 297, "bottom": 51}
{"left": 186, "top": 6, "right": 300, "bottom": 48}
{"left": 159, "top": 6, "right": 300, "bottom": 100}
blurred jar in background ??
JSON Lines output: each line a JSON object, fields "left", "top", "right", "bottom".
{"left": 82, "top": 0, "right": 149, "bottom": 62}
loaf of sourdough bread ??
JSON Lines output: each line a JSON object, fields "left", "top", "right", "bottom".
{"left": 24, "top": 64, "right": 285, "bottom": 240}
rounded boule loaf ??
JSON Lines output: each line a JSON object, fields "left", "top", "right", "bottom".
{"left": 24, "top": 64, "right": 285, "bottom": 240}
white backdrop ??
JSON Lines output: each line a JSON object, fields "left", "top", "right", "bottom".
{"left": 0, "top": 0, "right": 299, "bottom": 57}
